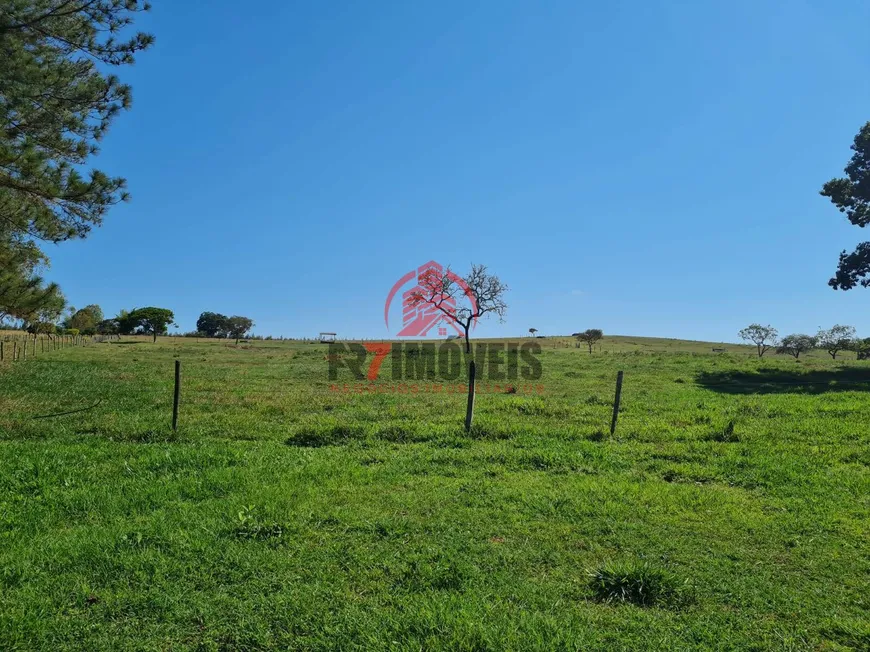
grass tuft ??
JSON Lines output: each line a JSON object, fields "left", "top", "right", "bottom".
{"left": 232, "top": 505, "right": 289, "bottom": 541}
{"left": 588, "top": 559, "right": 689, "bottom": 607}
{"left": 285, "top": 421, "right": 370, "bottom": 447}
{"left": 706, "top": 420, "right": 739, "bottom": 442}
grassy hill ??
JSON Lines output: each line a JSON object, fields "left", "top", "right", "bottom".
{"left": 0, "top": 336, "right": 868, "bottom": 649}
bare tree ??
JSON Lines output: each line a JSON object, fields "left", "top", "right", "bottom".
{"left": 407, "top": 263, "right": 508, "bottom": 431}
{"left": 407, "top": 263, "right": 508, "bottom": 354}
{"left": 575, "top": 328, "right": 603, "bottom": 353}
{"left": 738, "top": 324, "right": 778, "bottom": 358}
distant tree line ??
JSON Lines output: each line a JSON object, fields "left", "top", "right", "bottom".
{"left": 740, "top": 323, "right": 868, "bottom": 360}
{"left": 17, "top": 304, "right": 177, "bottom": 342}
{"left": 5, "top": 304, "right": 263, "bottom": 344}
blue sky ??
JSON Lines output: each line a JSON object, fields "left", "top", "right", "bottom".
{"left": 47, "top": 0, "right": 870, "bottom": 341}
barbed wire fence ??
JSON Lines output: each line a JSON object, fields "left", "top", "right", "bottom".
{"left": 2, "top": 344, "right": 868, "bottom": 438}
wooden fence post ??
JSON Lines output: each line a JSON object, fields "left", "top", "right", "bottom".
{"left": 12, "top": 341, "right": 16, "bottom": 361}
{"left": 610, "top": 370, "right": 624, "bottom": 436}
{"left": 464, "top": 360, "right": 476, "bottom": 432}
{"left": 172, "top": 360, "right": 181, "bottom": 431}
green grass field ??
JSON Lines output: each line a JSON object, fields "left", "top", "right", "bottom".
{"left": 0, "top": 336, "right": 868, "bottom": 650}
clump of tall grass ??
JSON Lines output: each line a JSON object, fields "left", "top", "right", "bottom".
{"left": 588, "top": 559, "right": 690, "bottom": 607}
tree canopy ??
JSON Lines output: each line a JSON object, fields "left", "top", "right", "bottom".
{"left": 121, "top": 307, "right": 174, "bottom": 342}
{"left": 817, "top": 325, "right": 856, "bottom": 360}
{"left": 852, "top": 337, "right": 870, "bottom": 360}
{"left": 64, "top": 304, "right": 103, "bottom": 334}
{"left": 0, "top": 1, "right": 152, "bottom": 321}
{"left": 196, "top": 312, "right": 228, "bottom": 338}
{"left": 95, "top": 318, "right": 120, "bottom": 336}
{"left": 776, "top": 334, "right": 817, "bottom": 360}
{"left": 738, "top": 324, "right": 778, "bottom": 358}
{"left": 0, "top": 233, "right": 64, "bottom": 324}
{"left": 226, "top": 316, "right": 254, "bottom": 342}
{"left": 575, "top": 329, "right": 603, "bottom": 353}
{"left": 821, "top": 121, "right": 870, "bottom": 290}
{"left": 195, "top": 312, "right": 255, "bottom": 340}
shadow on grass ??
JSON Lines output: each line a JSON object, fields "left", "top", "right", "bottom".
{"left": 697, "top": 367, "right": 870, "bottom": 394}
{"left": 112, "top": 341, "right": 145, "bottom": 345}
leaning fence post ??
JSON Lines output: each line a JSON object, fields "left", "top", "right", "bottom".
{"left": 610, "top": 370, "right": 624, "bottom": 436}
{"left": 172, "top": 360, "right": 181, "bottom": 431}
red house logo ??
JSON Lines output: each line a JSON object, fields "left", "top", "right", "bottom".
{"left": 384, "top": 261, "right": 477, "bottom": 337}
